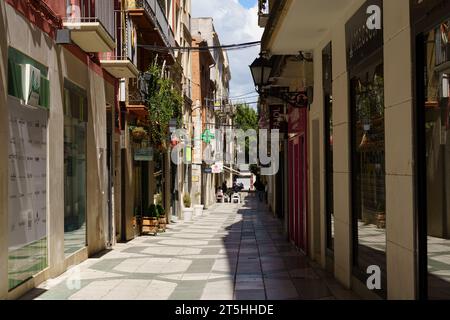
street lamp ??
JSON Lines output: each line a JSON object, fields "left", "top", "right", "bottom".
{"left": 249, "top": 54, "right": 312, "bottom": 108}
{"left": 249, "top": 55, "right": 273, "bottom": 93}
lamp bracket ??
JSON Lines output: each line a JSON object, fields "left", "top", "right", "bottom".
{"left": 261, "top": 86, "right": 309, "bottom": 108}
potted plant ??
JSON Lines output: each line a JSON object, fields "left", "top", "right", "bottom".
{"left": 376, "top": 202, "right": 386, "bottom": 229}
{"left": 156, "top": 204, "right": 167, "bottom": 232}
{"left": 141, "top": 204, "right": 159, "bottom": 235}
{"left": 193, "top": 192, "right": 204, "bottom": 217}
{"left": 182, "top": 193, "right": 193, "bottom": 221}
{"left": 130, "top": 126, "right": 148, "bottom": 143}
{"left": 133, "top": 207, "right": 142, "bottom": 237}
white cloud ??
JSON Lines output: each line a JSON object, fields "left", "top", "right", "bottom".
{"left": 192, "top": 0, "right": 263, "bottom": 101}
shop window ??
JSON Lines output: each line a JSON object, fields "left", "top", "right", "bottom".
{"left": 350, "top": 63, "right": 386, "bottom": 297}
{"left": 7, "top": 97, "right": 48, "bottom": 290}
{"left": 7, "top": 47, "right": 50, "bottom": 109}
{"left": 423, "top": 20, "right": 450, "bottom": 299}
{"left": 63, "top": 79, "right": 88, "bottom": 257}
{"left": 7, "top": 47, "right": 49, "bottom": 291}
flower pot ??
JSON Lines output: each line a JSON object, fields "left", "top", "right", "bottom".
{"left": 194, "top": 205, "right": 204, "bottom": 217}
{"left": 183, "top": 208, "right": 194, "bottom": 222}
{"left": 158, "top": 215, "right": 167, "bottom": 232}
{"left": 141, "top": 217, "right": 158, "bottom": 235}
{"left": 376, "top": 213, "right": 386, "bottom": 229}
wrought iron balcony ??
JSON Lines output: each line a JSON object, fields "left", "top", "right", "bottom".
{"left": 100, "top": 11, "right": 139, "bottom": 79}
{"left": 127, "top": 0, "right": 176, "bottom": 55}
{"left": 62, "top": 0, "right": 116, "bottom": 52}
{"left": 258, "top": 0, "right": 270, "bottom": 28}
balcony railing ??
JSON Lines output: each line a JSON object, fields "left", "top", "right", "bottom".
{"left": 258, "top": 0, "right": 270, "bottom": 28}
{"left": 65, "top": 0, "right": 115, "bottom": 40}
{"left": 99, "top": 11, "right": 131, "bottom": 61}
{"left": 99, "top": 11, "right": 139, "bottom": 78}
{"left": 183, "top": 78, "right": 192, "bottom": 100}
{"left": 131, "top": 0, "right": 176, "bottom": 52}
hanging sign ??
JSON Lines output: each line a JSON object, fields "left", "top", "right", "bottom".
{"left": 134, "top": 147, "right": 153, "bottom": 161}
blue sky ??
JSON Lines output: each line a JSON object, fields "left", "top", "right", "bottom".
{"left": 239, "top": 0, "right": 257, "bottom": 9}
{"left": 192, "top": 0, "right": 263, "bottom": 103}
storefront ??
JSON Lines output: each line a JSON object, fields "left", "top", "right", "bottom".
{"left": 412, "top": 0, "right": 450, "bottom": 300}
{"left": 346, "top": 0, "right": 386, "bottom": 297}
{"left": 6, "top": 48, "right": 50, "bottom": 290}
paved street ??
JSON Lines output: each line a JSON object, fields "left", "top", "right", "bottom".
{"left": 22, "top": 196, "right": 358, "bottom": 300}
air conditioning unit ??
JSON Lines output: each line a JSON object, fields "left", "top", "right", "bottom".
{"left": 21, "top": 64, "right": 41, "bottom": 107}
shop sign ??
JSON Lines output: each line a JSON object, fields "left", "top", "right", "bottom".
{"left": 192, "top": 175, "right": 199, "bottom": 182}
{"left": 185, "top": 146, "right": 192, "bottom": 163}
{"left": 21, "top": 64, "right": 41, "bottom": 107}
{"left": 204, "top": 167, "right": 212, "bottom": 174}
{"left": 270, "top": 104, "right": 285, "bottom": 132}
{"left": 345, "top": 0, "right": 383, "bottom": 69}
{"left": 212, "top": 162, "right": 224, "bottom": 174}
{"left": 134, "top": 147, "right": 153, "bottom": 161}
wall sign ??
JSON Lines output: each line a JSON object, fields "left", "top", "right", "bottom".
{"left": 134, "top": 147, "right": 153, "bottom": 161}
{"left": 346, "top": 0, "right": 383, "bottom": 69}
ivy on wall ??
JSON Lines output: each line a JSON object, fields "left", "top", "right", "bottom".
{"left": 145, "top": 60, "right": 183, "bottom": 149}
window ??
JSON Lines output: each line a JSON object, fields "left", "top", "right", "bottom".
{"left": 7, "top": 47, "right": 50, "bottom": 109}
{"left": 63, "top": 80, "right": 88, "bottom": 257}
{"left": 423, "top": 20, "right": 450, "bottom": 299}
{"left": 7, "top": 47, "right": 49, "bottom": 291}
{"left": 350, "top": 62, "right": 386, "bottom": 297}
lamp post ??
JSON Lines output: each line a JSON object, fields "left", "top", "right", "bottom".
{"left": 249, "top": 54, "right": 312, "bottom": 108}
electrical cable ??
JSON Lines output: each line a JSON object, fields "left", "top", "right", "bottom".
{"left": 138, "top": 40, "right": 261, "bottom": 52}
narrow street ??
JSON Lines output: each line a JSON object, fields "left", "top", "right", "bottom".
{"left": 22, "top": 196, "right": 357, "bottom": 301}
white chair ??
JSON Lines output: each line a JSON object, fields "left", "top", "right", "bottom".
{"left": 231, "top": 193, "right": 241, "bottom": 204}
{"left": 216, "top": 191, "right": 224, "bottom": 203}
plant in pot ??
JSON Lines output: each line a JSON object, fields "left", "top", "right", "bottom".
{"left": 376, "top": 202, "right": 386, "bottom": 229}
{"left": 193, "top": 192, "right": 204, "bottom": 217}
{"left": 141, "top": 204, "right": 159, "bottom": 235}
{"left": 182, "top": 193, "right": 193, "bottom": 222}
{"left": 130, "top": 126, "right": 148, "bottom": 144}
{"left": 156, "top": 204, "right": 167, "bottom": 232}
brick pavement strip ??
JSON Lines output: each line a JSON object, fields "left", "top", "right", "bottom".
{"left": 20, "top": 196, "right": 359, "bottom": 300}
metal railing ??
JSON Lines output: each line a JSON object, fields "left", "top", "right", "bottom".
{"left": 258, "top": 0, "right": 270, "bottom": 15}
{"left": 64, "top": 0, "right": 115, "bottom": 40}
{"left": 99, "top": 11, "right": 135, "bottom": 62}
{"left": 132, "top": 0, "right": 176, "bottom": 53}
{"left": 183, "top": 78, "right": 192, "bottom": 100}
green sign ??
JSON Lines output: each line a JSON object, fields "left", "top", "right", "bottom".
{"left": 134, "top": 147, "right": 153, "bottom": 161}
{"left": 185, "top": 146, "right": 192, "bottom": 163}
{"left": 201, "top": 129, "right": 215, "bottom": 144}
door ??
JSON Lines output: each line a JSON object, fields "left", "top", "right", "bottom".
{"left": 288, "top": 134, "right": 308, "bottom": 253}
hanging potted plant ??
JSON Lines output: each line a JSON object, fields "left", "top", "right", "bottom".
{"left": 130, "top": 126, "right": 148, "bottom": 144}
{"left": 193, "top": 192, "right": 204, "bottom": 217}
{"left": 182, "top": 193, "right": 193, "bottom": 221}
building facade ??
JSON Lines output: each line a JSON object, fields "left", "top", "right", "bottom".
{"left": 0, "top": 0, "right": 118, "bottom": 299}
{"left": 191, "top": 17, "right": 233, "bottom": 207}
{"left": 256, "top": 0, "right": 450, "bottom": 299}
